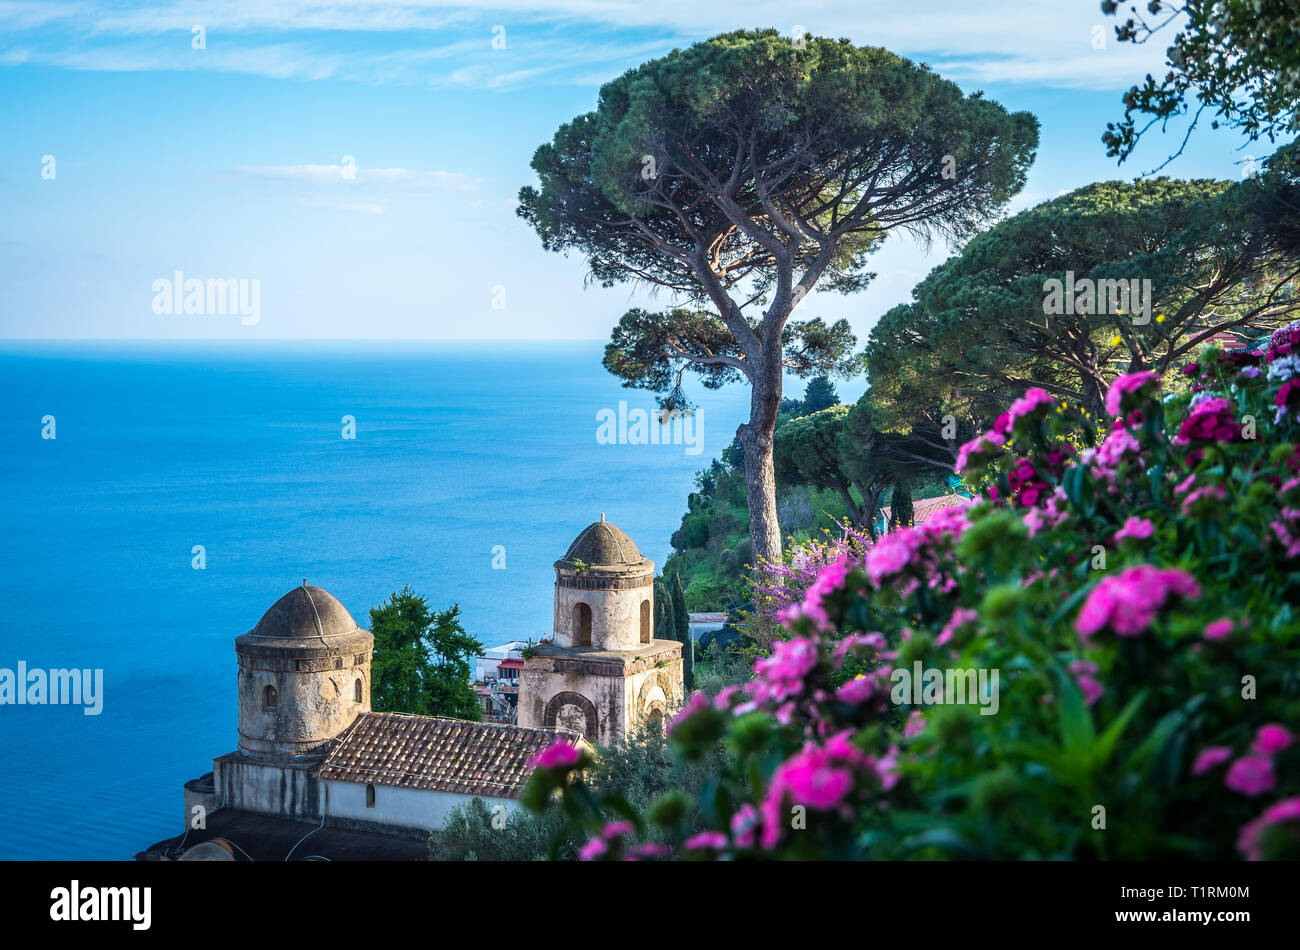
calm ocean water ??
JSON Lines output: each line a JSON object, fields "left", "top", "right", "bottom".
{"left": 0, "top": 340, "right": 755, "bottom": 859}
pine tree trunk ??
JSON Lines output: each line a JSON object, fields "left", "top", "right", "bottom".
{"left": 738, "top": 371, "right": 783, "bottom": 566}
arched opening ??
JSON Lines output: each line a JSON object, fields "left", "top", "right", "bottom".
{"left": 263, "top": 684, "right": 277, "bottom": 709}
{"left": 647, "top": 708, "right": 664, "bottom": 732}
{"left": 640, "top": 599, "right": 651, "bottom": 643}
{"left": 354, "top": 678, "right": 363, "bottom": 703}
{"left": 365, "top": 784, "right": 376, "bottom": 808}
{"left": 573, "top": 602, "right": 592, "bottom": 647}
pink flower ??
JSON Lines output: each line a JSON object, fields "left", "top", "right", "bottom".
{"left": 528, "top": 739, "right": 582, "bottom": 770}
{"left": 1004, "top": 388, "right": 1055, "bottom": 432}
{"left": 865, "top": 527, "right": 924, "bottom": 586}
{"left": 1180, "top": 483, "right": 1226, "bottom": 515}
{"left": 1075, "top": 565, "right": 1201, "bottom": 639}
{"left": 748, "top": 638, "right": 819, "bottom": 707}
{"left": 1204, "top": 618, "right": 1234, "bottom": 642}
{"left": 601, "top": 821, "right": 635, "bottom": 839}
{"left": 1252, "top": 724, "right": 1293, "bottom": 756}
{"left": 1225, "top": 756, "right": 1276, "bottom": 796}
{"left": 1105, "top": 370, "right": 1160, "bottom": 418}
{"left": 1113, "top": 516, "right": 1154, "bottom": 543}
{"left": 1238, "top": 796, "right": 1300, "bottom": 860}
{"left": 936, "top": 607, "right": 978, "bottom": 646}
{"left": 954, "top": 429, "right": 1005, "bottom": 475}
{"left": 683, "top": 831, "right": 728, "bottom": 851}
{"left": 836, "top": 674, "right": 877, "bottom": 705}
{"left": 730, "top": 803, "right": 760, "bottom": 848}
{"left": 792, "top": 557, "right": 850, "bottom": 628}
{"left": 903, "top": 710, "right": 926, "bottom": 737}
{"left": 579, "top": 837, "right": 609, "bottom": 860}
{"left": 1174, "top": 397, "right": 1241, "bottom": 444}
{"left": 668, "top": 691, "right": 713, "bottom": 733}
{"left": 778, "top": 749, "right": 855, "bottom": 809}
{"left": 1192, "top": 746, "right": 1233, "bottom": 775}
{"left": 1068, "top": 660, "right": 1104, "bottom": 707}
{"left": 713, "top": 685, "right": 742, "bottom": 711}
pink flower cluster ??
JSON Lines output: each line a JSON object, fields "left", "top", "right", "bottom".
{"left": 864, "top": 498, "right": 973, "bottom": 588}
{"left": 781, "top": 557, "right": 850, "bottom": 630}
{"left": 955, "top": 429, "right": 1005, "bottom": 475}
{"left": 1113, "top": 516, "right": 1154, "bottom": 543}
{"left": 579, "top": 820, "right": 670, "bottom": 861}
{"left": 746, "top": 637, "right": 819, "bottom": 709}
{"left": 1193, "top": 724, "right": 1292, "bottom": 799}
{"left": 1104, "top": 370, "right": 1160, "bottom": 418}
{"left": 1075, "top": 564, "right": 1201, "bottom": 638}
{"left": 759, "top": 730, "right": 893, "bottom": 850}
{"left": 1173, "top": 396, "right": 1241, "bottom": 444}
{"left": 528, "top": 739, "right": 583, "bottom": 771}
{"left": 1069, "top": 659, "right": 1104, "bottom": 707}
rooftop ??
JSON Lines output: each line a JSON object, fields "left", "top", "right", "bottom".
{"left": 316, "top": 712, "right": 577, "bottom": 798}
{"left": 248, "top": 582, "right": 363, "bottom": 641}
{"left": 558, "top": 516, "right": 647, "bottom": 569}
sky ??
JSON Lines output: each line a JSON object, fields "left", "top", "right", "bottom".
{"left": 0, "top": 0, "right": 1279, "bottom": 342}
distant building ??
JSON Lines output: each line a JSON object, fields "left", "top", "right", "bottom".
{"left": 518, "top": 516, "right": 685, "bottom": 744}
{"left": 140, "top": 517, "right": 680, "bottom": 860}
{"left": 688, "top": 612, "right": 727, "bottom": 642}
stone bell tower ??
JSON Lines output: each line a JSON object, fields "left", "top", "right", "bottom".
{"left": 518, "top": 516, "right": 684, "bottom": 744}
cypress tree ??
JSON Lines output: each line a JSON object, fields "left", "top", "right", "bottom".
{"left": 889, "top": 478, "right": 914, "bottom": 530}
{"left": 671, "top": 574, "right": 693, "bottom": 690}
{"left": 655, "top": 578, "right": 675, "bottom": 642}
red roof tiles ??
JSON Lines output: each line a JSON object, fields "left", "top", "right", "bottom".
{"left": 316, "top": 712, "right": 577, "bottom": 799}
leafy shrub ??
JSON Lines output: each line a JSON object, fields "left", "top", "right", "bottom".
{"left": 523, "top": 324, "right": 1300, "bottom": 860}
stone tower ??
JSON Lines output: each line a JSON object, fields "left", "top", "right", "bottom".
{"left": 519, "top": 517, "right": 684, "bottom": 744}
{"left": 234, "top": 581, "right": 373, "bottom": 760}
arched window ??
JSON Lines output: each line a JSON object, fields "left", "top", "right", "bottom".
{"left": 263, "top": 684, "right": 277, "bottom": 709}
{"left": 365, "top": 784, "right": 376, "bottom": 808}
{"left": 573, "top": 602, "right": 592, "bottom": 647}
{"left": 640, "top": 599, "right": 651, "bottom": 643}
{"left": 354, "top": 678, "right": 363, "bottom": 703}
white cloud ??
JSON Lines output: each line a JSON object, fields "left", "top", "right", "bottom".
{"left": 0, "top": 1, "right": 1177, "bottom": 91}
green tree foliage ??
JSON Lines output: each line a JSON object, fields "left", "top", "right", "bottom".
{"left": 773, "top": 395, "right": 964, "bottom": 536}
{"left": 369, "top": 587, "right": 484, "bottom": 721}
{"left": 518, "top": 28, "right": 1038, "bottom": 565}
{"left": 774, "top": 405, "right": 868, "bottom": 523}
{"left": 1101, "top": 0, "right": 1300, "bottom": 168}
{"left": 866, "top": 175, "right": 1300, "bottom": 425}
{"left": 429, "top": 797, "right": 577, "bottom": 861}
{"left": 653, "top": 577, "right": 675, "bottom": 642}
{"left": 671, "top": 573, "right": 694, "bottom": 690}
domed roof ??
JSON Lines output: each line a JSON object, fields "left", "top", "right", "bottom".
{"left": 560, "top": 517, "right": 645, "bottom": 567}
{"left": 248, "top": 583, "right": 362, "bottom": 640}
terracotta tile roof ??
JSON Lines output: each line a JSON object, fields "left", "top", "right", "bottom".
{"left": 880, "top": 493, "right": 966, "bottom": 526}
{"left": 316, "top": 712, "right": 577, "bottom": 799}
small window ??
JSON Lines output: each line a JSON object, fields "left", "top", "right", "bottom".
{"left": 640, "top": 599, "right": 651, "bottom": 643}
{"left": 263, "top": 685, "right": 277, "bottom": 709}
{"left": 365, "top": 784, "right": 376, "bottom": 808}
{"left": 354, "top": 678, "right": 363, "bottom": 703}
{"left": 334, "top": 658, "right": 343, "bottom": 669}
{"left": 574, "top": 602, "right": 592, "bottom": 647}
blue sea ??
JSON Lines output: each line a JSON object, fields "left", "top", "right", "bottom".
{"left": 0, "top": 341, "right": 756, "bottom": 859}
